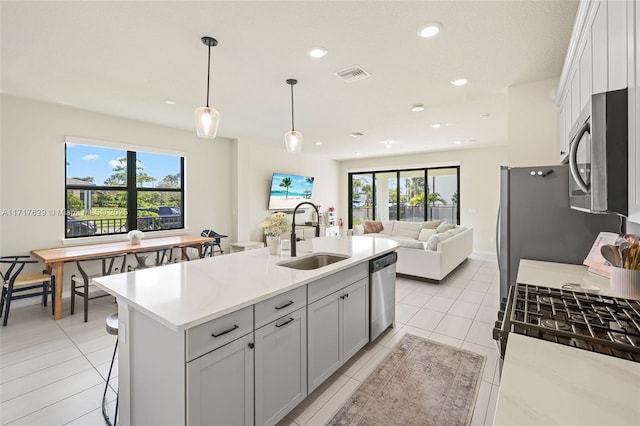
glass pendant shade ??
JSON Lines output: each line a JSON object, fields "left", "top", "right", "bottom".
{"left": 284, "top": 130, "right": 302, "bottom": 153}
{"left": 194, "top": 106, "right": 220, "bottom": 138}
{"left": 195, "top": 36, "right": 220, "bottom": 139}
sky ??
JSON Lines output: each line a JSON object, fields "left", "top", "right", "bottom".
{"left": 66, "top": 144, "right": 180, "bottom": 186}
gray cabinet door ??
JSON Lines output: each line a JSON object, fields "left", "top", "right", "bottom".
{"left": 255, "top": 308, "right": 307, "bottom": 426}
{"left": 307, "top": 291, "right": 342, "bottom": 392}
{"left": 342, "top": 278, "right": 369, "bottom": 360}
{"left": 187, "top": 333, "right": 254, "bottom": 426}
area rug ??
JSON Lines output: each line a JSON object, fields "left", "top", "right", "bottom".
{"left": 328, "top": 334, "right": 486, "bottom": 426}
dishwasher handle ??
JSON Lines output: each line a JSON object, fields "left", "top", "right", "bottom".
{"left": 370, "top": 252, "right": 398, "bottom": 273}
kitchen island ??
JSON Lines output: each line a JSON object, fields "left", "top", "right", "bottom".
{"left": 94, "top": 236, "right": 398, "bottom": 426}
{"left": 493, "top": 260, "right": 640, "bottom": 425}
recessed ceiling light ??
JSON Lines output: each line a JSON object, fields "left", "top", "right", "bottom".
{"left": 480, "top": 112, "right": 491, "bottom": 119}
{"left": 451, "top": 78, "right": 468, "bottom": 86}
{"left": 417, "top": 23, "right": 442, "bottom": 38}
{"left": 309, "top": 47, "right": 328, "bottom": 58}
{"left": 453, "top": 140, "right": 462, "bottom": 145}
{"left": 315, "top": 141, "right": 323, "bottom": 146}
{"left": 411, "top": 104, "right": 425, "bottom": 112}
{"left": 163, "top": 99, "right": 176, "bottom": 105}
{"left": 431, "top": 123, "right": 442, "bottom": 129}
{"left": 349, "top": 132, "right": 365, "bottom": 138}
{"left": 444, "top": 122, "right": 456, "bottom": 127}
{"left": 355, "top": 151, "right": 361, "bottom": 155}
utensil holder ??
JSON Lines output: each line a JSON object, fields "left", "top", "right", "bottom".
{"left": 610, "top": 267, "right": 640, "bottom": 299}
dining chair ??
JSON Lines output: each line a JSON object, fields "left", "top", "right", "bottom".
{"left": 201, "top": 229, "right": 227, "bottom": 257}
{"left": 131, "top": 248, "right": 173, "bottom": 270}
{"left": 0, "top": 255, "right": 55, "bottom": 326}
{"left": 71, "top": 254, "right": 127, "bottom": 322}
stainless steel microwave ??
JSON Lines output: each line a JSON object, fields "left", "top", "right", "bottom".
{"left": 568, "top": 88, "right": 628, "bottom": 216}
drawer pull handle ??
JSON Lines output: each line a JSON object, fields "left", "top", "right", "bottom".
{"left": 275, "top": 300, "right": 294, "bottom": 310}
{"left": 275, "top": 317, "right": 295, "bottom": 328}
{"left": 212, "top": 324, "right": 239, "bottom": 338}
{"left": 340, "top": 293, "right": 350, "bottom": 299}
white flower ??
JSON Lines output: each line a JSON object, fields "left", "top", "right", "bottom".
{"left": 127, "top": 230, "right": 144, "bottom": 240}
{"left": 259, "top": 212, "right": 291, "bottom": 237}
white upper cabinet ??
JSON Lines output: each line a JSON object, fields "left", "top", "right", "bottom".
{"left": 592, "top": 0, "right": 608, "bottom": 94}
{"left": 579, "top": 35, "right": 593, "bottom": 112}
{"left": 571, "top": 66, "right": 581, "bottom": 123}
{"left": 608, "top": 0, "right": 627, "bottom": 90}
{"left": 628, "top": 0, "right": 640, "bottom": 224}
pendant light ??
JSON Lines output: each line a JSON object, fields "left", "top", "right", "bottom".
{"left": 194, "top": 36, "right": 220, "bottom": 138}
{"left": 284, "top": 78, "right": 302, "bottom": 153}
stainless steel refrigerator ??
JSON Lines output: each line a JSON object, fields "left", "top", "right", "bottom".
{"left": 498, "top": 165, "right": 621, "bottom": 307}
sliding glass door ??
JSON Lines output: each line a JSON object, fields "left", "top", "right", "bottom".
{"left": 348, "top": 166, "right": 460, "bottom": 228}
{"left": 350, "top": 173, "right": 373, "bottom": 225}
{"left": 374, "top": 172, "right": 397, "bottom": 221}
{"left": 426, "top": 167, "right": 459, "bottom": 223}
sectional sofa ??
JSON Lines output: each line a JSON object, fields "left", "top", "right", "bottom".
{"left": 351, "top": 220, "right": 473, "bottom": 282}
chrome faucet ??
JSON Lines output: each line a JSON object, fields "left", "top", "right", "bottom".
{"left": 291, "top": 202, "right": 320, "bottom": 257}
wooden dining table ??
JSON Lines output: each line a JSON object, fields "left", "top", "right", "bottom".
{"left": 31, "top": 234, "right": 215, "bottom": 320}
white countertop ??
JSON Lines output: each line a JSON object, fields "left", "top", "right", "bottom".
{"left": 516, "top": 259, "right": 634, "bottom": 299}
{"left": 494, "top": 260, "right": 640, "bottom": 425}
{"left": 94, "top": 236, "right": 398, "bottom": 331}
{"left": 494, "top": 333, "right": 640, "bottom": 425}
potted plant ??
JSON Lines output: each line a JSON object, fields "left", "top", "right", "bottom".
{"left": 127, "top": 229, "right": 144, "bottom": 244}
{"left": 260, "top": 212, "right": 291, "bottom": 255}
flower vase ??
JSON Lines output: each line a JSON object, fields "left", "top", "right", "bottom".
{"left": 266, "top": 235, "right": 280, "bottom": 255}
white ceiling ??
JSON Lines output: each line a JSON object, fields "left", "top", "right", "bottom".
{"left": 1, "top": 1, "right": 578, "bottom": 160}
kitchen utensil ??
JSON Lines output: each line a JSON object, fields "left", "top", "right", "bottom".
{"left": 621, "top": 247, "right": 630, "bottom": 268}
{"left": 601, "top": 244, "right": 621, "bottom": 267}
{"left": 625, "top": 244, "right": 639, "bottom": 269}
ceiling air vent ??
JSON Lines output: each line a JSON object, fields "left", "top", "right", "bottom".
{"left": 335, "top": 65, "right": 371, "bottom": 83}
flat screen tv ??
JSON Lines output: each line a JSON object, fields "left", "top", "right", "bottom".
{"left": 268, "top": 172, "right": 315, "bottom": 210}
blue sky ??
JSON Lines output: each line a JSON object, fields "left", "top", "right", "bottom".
{"left": 66, "top": 144, "right": 180, "bottom": 185}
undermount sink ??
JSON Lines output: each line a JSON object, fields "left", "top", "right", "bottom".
{"left": 277, "top": 253, "right": 350, "bottom": 270}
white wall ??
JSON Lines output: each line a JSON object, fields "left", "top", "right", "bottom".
{"left": 235, "top": 141, "right": 340, "bottom": 243}
{"left": 507, "top": 77, "right": 560, "bottom": 166}
{"left": 0, "top": 95, "right": 234, "bottom": 257}
{"left": 339, "top": 146, "right": 508, "bottom": 253}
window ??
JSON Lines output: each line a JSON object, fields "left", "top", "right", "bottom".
{"left": 348, "top": 166, "right": 460, "bottom": 228}
{"left": 65, "top": 143, "right": 184, "bottom": 238}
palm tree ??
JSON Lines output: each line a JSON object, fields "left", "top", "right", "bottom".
{"left": 427, "top": 192, "right": 447, "bottom": 206}
{"left": 280, "top": 177, "right": 293, "bottom": 199}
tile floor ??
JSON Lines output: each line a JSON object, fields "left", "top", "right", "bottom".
{"left": 0, "top": 253, "right": 501, "bottom": 425}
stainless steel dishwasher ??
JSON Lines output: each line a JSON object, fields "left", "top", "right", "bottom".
{"left": 369, "top": 251, "right": 397, "bottom": 341}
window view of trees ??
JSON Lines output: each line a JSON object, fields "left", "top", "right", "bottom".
{"left": 65, "top": 144, "right": 184, "bottom": 238}
{"left": 348, "top": 167, "right": 459, "bottom": 228}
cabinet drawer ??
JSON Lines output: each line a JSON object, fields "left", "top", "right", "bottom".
{"left": 255, "top": 285, "right": 306, "bottom": 329}
{"left": 187, "top": 306, "right": 253, "bottom": 361}
{"left": 307, "top": 263, "right": 368, "bottom": 304}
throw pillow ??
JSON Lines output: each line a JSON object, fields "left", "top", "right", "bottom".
{"left": 391, "top": 221, "right": 422, "bottom": 239}
{"left": 352, "top": 225, "right": 365, "bottom": 235}
{"left": 363, "top": 220, "right": 384, "bottom": 234}
{"left": 436, "top": 222, "right": 456, "bottom": 233}
{"left": 422, "top": 220, "right": 443, "bottom": 229}
{"left": 418, "top": 228, "right": 437, "bottom": 241}
{"left": 426, "top": 233, "right": 447, "bottom": 251}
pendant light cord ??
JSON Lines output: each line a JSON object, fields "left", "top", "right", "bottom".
{"left": 290, "top": 83, "right": 295, "bottom": 131}
{"left": 205, "top": 44, "right": 211, "bottom": 108}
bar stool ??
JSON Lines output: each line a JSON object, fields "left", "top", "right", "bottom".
{"left": 102, "top": 313, "right": 119, "bottom": 426}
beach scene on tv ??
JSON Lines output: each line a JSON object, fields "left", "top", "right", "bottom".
{"left": 268, "top": 173, "right": 315, "bottom": 210}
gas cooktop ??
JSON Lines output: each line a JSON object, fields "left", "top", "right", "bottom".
{"left": 494, "top": 283, "right": 640, "bottom": 363}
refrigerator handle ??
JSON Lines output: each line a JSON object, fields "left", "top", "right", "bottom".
{"left": 496, "top": 204, "right": 501, "bottom": 264}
